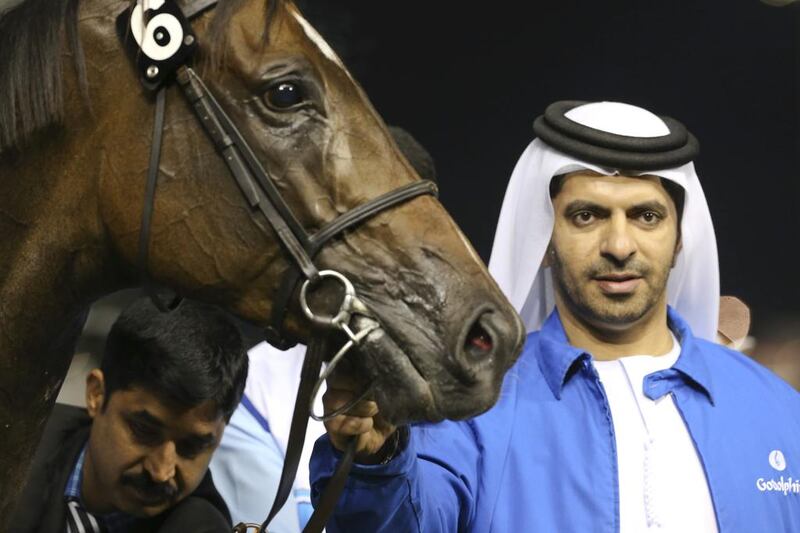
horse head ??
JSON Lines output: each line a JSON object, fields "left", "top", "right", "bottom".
{"left": 77, "top": 0, "right": 524, "bottom": 424}
{"left": 0, "top": 0, "right": 526, "bottom": 516}
{"left": 0, "top": 3, "right": 527, "bottom": 514}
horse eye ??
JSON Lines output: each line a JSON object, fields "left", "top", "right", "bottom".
{"left": 264, "top": 82, "right": 305, "bottom": 110}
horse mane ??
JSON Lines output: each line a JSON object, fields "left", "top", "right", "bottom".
{"left": 0, "top": 0, "right": 85, "bottom": 153}
{"left": 0, "top": 0, "right": 282, "bottom": 154}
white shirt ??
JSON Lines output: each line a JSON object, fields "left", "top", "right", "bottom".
{"left": 593, "top": 334, "right": 719, "bottom": 532}
{"left": 244, "top": 343, "right": 326, "bottom": 497}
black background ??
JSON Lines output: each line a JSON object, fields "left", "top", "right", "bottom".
{"left": 302, "top": 1, "right": 799, "bottom": 336}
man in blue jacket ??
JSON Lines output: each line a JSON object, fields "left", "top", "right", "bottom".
{"left": 310, "top": 101, "right": 800, "bottom": 532}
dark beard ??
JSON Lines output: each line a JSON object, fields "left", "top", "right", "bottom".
{"left": 548, "top": 245, "right": 670, "bottom": 327}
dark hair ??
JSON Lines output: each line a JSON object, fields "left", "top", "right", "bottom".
{"left": 549, "top": 172, "right": 686, "bottom": 222}
{"left": 660, "top": 178, "right": 685, "bottom": 222}
{"left": 101, "top": 297, "right": 248, "bottom": 422}
{"left": 548, "top": 174, "right": 567, "bottom": 199}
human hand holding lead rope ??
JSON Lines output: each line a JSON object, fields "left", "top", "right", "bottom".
{"left": 323, "top": 371, "right": 399, "bottom": 464}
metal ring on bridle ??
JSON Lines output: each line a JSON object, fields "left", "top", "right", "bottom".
{"left": 311, "top": 382, "right": 374, "bottom": 423}
{"left": 309, "top": 322, "right": 380, "bottom": 422}
{"left": 300, "top": 270, "right": 357, "bottom": 330}
{"left": 233, "top": 524, "right": 264, "bottom": 533}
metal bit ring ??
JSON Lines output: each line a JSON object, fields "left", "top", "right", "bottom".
{"left": 300, "top": 270, "right": 357, "bottom": 330}
{"left": 309, "top": 322, "right": 379, "bottom": 422}
{"left": 233, "top": 523, "right": 264, "bottom": 533}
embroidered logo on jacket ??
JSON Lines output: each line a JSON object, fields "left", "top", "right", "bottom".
{"left": 769, "top": 450, "right": 787, "bottom": 472}
{"left": 757, "top": 450, "right": 799, "bottom": 495}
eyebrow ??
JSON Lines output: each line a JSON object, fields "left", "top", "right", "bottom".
{"left": 128, "top": 410, "right": 164, "bottom": 428}
{"left": 626, "top": 200, "right": 669, "bottom": 216}
{"left": 563, "top": 200, "right": 610, "bottom": 216}
{"left": 181, "top": 433, "right": 218, "bottom": 448}
{"left": 128, "top": 410, "right": 217, "bottom": 446}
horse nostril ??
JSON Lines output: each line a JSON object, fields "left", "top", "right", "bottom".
{"left": 453, "top": 306, "right": 502, "bottom": 385}
{"left": 465, "top": 321, "right": 494, "bottom": 358}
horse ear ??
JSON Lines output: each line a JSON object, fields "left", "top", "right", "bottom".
{"left": 388, "top": 126, "right": 437, "bottom": 184}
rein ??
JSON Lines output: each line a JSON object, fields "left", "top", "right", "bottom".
{"left": 117, "top": 1, "right": 437, "bottom": 531}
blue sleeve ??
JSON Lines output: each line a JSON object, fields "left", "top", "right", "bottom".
{"left": 310, "top": 421, "right": 480, "bottom": 532}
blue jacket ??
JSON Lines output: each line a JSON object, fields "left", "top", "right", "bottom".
{"left": 311, "top": 308, "right": 800, "bottom": 532}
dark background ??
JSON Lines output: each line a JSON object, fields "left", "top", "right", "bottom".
{"left": 301, "top": 1, "right": 799, "bottom": 336}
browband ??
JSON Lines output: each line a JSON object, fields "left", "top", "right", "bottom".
{"left": 533, "top": 100, "right": 699, "bottom": 171}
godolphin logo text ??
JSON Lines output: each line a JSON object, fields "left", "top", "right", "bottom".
{"left": 757, "top": 450, "right": 799, "bottom": 496}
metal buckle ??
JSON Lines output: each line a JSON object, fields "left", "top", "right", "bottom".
{"left": 115, "top": 0, "right": 198, "bottom": 91}
{"left": 299, "top": 270, "right": 365, "bottom": 339}
{"left": 300, "top": 270, "right": 380, "bottom": 422}
{"left": 233, "top": 523, "right": 264, "bottom": 533}
{"left": 308, "top": 319, "right": 379, "bottom": 422}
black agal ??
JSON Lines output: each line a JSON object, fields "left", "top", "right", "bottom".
{"left": 533, "top": 100, "right": 699, "bottom": 171}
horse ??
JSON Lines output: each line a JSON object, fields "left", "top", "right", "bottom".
{"left": 0, "top": 0, "right": 526, "bottom": 519}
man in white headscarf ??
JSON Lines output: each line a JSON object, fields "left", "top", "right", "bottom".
{"left": 311, "top": 101, "right": 800, "bottom": 532}
{"left": 491, "top": 100, "right": 718, "bottom": 340}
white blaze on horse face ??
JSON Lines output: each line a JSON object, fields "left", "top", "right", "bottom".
{"left": 287, "top": 6, "right": 360, "bottom": 178}
{"left": 287, "top": 4, "right": 348, "bottom": 72}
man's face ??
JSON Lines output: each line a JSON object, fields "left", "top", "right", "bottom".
{"left": 548, "top": 172, "right": 680, "bottom": 330}
{"left": 83, "top": 370, "right": 225, "bottom": 517}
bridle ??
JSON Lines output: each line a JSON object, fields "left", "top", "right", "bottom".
{"left": 117, "top": 1, "right": 437, "bottom": 531}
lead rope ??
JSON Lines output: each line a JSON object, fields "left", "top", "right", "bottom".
{"left": 260, "top": 335, "right": 328, "bottom": 530}
{"left": 301, "top": 438, "right": 357, "bottom": 533}
{"left": 234, "top": 436, "right": 356, "bottom": 533}
{"left": 232, "top": 272, "right": 380, "bottom": 533}
{"left": 232, "top": 336, "right": 360, "bottom": 533}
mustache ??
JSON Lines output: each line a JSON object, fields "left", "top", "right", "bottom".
{"left": 120, "top": 472, "right": 178, "bottom": 502}
{"left": 586, "top": 259, "right": 652, "bottom": 278}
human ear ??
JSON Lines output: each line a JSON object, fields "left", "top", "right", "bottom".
{"left": 671, "top": 237, "right": 683, "bottom": 268}
{"left": 85, "top": 369, "right": 106, "bottom": 418}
